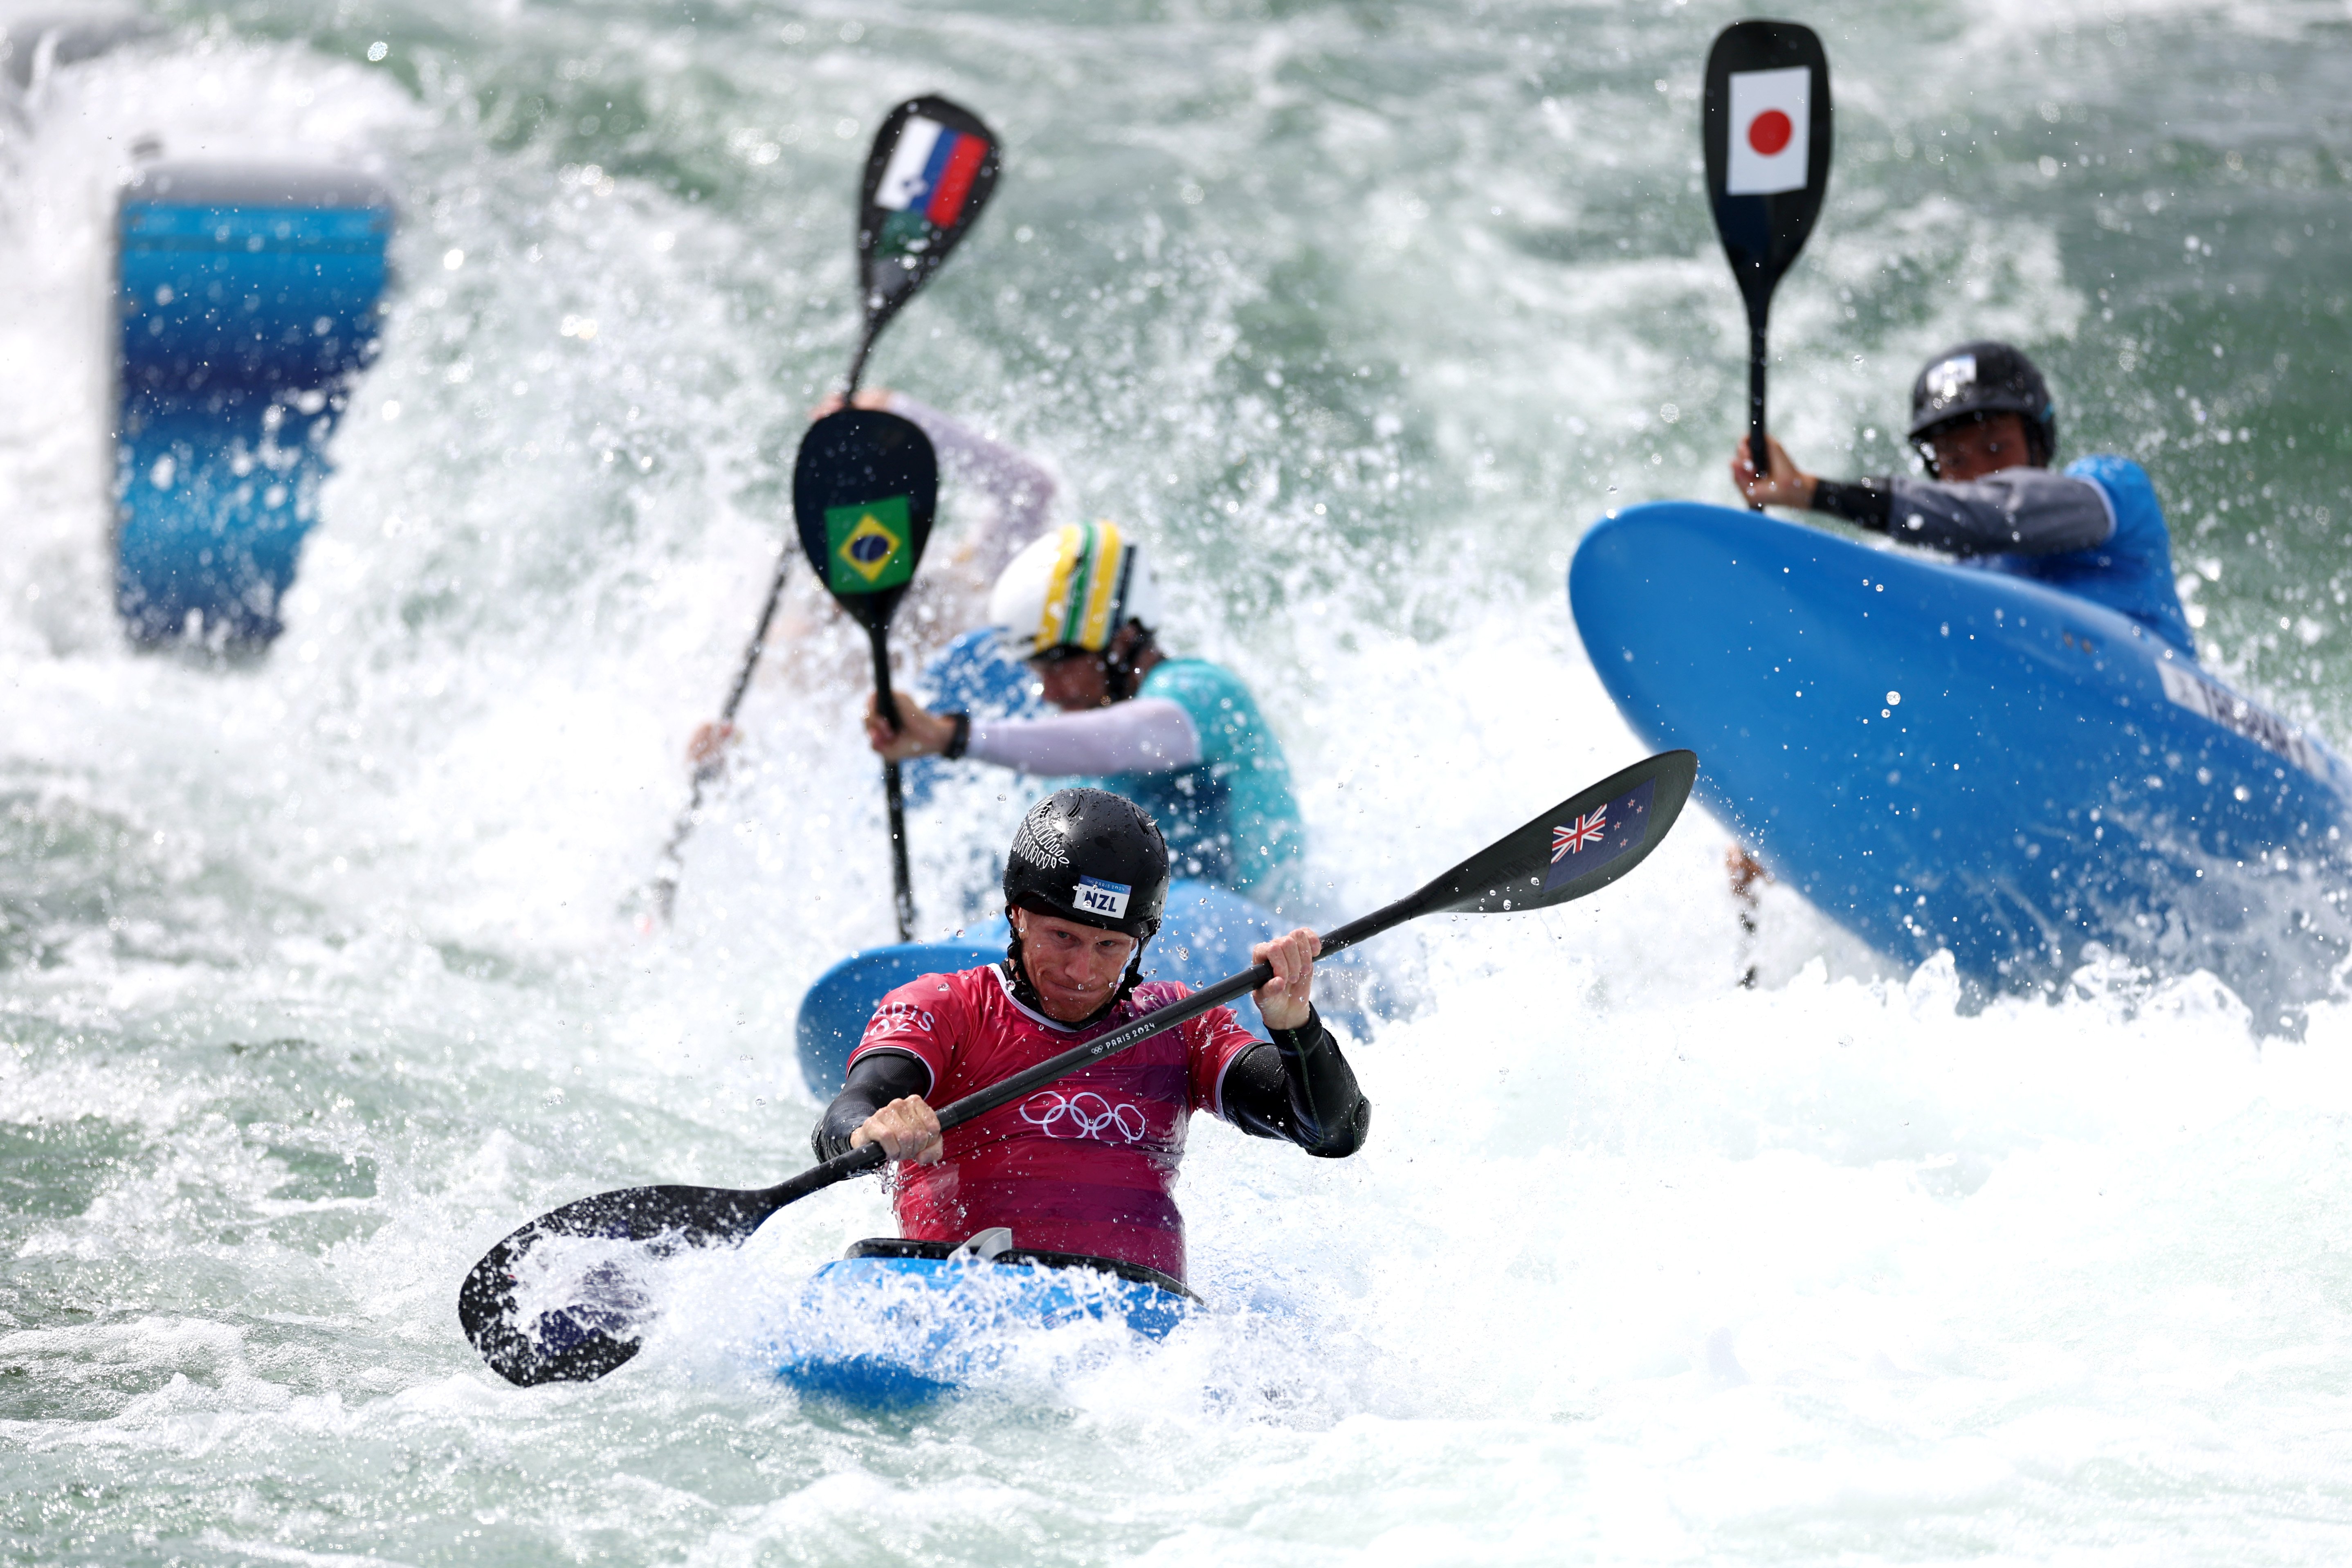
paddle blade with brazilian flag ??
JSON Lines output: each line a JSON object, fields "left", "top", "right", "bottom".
{"left": 794, "top": 409, "right": 937, "bottom": 633}
{"left": 825, "top": 495, "right": 916, "bottom": 595}
{"left": 794, "top": 404, "right": 940, "bottom": 943}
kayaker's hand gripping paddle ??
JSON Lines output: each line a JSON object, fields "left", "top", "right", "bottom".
{"left": 1703, "top": 22, "right": 1831, "bottom": 508}
{"left": 649, "top": 98, "right": 1000, "bottom": 921}
{"left": 461, "top": 749, "right": 1701, "bottom": 1387}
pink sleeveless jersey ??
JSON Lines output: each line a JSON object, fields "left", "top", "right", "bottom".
{"left": 847, "top": 964, "right": 1262, "bottom": 1282}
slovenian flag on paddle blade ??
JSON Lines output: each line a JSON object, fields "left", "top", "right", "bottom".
{"left": 876, "top": 116, "right": 989, "bottom": 227}
{"left": 1725, "top": 66, "right": 1810, "bottom": 195}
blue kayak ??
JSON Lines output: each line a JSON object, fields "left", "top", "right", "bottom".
{"left": 795, "top": 876, "right": 1388, "bottom": 1097}
{"left": 771, "top": 1236, "right": 1191, "bottom": 1403}
{"left": 1569, "top": 501, "right": 2352, "bottom": 1006}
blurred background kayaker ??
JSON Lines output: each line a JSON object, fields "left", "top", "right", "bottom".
{"left": 1720, "top": 337, "right": 2197, "bottom": 935}
{"left": 1730, "top": 339, "right": 2194, "bottom": 654}
{"left": 863, "top": 521, "right": 1307, "bottom": 904}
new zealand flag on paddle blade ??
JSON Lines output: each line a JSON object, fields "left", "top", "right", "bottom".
{"left": 1542, "top": 777, "right": 1656, "bottom": 891}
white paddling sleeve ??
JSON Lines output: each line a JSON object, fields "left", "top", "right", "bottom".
{"left": 966, "top": 698, "right": 1204, "bottom": 775}
{"left": 885, "top": 393, "right": 1058, "bottom": 578}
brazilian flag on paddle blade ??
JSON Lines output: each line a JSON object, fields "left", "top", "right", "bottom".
{"left": 825, "top": 496, "right": 914, "bottom": 594}
{"left": 794, "top": 407, "right": 935, "bottom": 628}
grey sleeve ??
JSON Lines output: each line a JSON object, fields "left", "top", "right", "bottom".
{"left": 1880, "top": 470, "right": 2115, "bottom": 558}
{"left": 885, "top": 394, "right": 1058, "bottom": 578}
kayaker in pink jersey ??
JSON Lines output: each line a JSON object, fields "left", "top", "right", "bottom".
{"left": 811, "top": 787, "right": 1370, "bottom": 1284}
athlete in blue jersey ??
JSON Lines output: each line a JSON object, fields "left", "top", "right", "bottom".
{"left": 866, "top": 521, "right": 1307, "bottom": 903}
{"left": 1730, "top": 339, "right": 2195, "bottom": 656}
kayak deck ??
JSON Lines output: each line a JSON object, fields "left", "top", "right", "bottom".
{"left": 772, "top": 1236, "right": 1192, "bottom": 1404}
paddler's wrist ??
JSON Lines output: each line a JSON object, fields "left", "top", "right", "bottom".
{"left": 814, "top": 1092, "right": 882, "bottom": 1163}
{"left": 1267, "top": 1006, "right": 1326, "bottom": 1054}
{"left": 813, "top": 1114, "right": 859, "bottom": 1163}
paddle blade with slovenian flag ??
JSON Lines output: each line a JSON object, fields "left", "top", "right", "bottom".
{"left": 858, "top": 97, "right": 1001, "bottom": 340}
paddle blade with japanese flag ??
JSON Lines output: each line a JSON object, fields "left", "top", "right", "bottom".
{"left": 1703, "top": 20, "right": 1831, "bottom": 490}
{"left": 1703, "top": 22, "right": 1831, "bottom": 324}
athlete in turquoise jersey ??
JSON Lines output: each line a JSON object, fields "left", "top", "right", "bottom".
{"left": 1096, "top": 655, "right": 1301, "bottom": 897}
{"left": 866, "top": 521, "right": 1305, "bottom": 904}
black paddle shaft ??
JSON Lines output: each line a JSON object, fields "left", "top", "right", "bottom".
{"left": 867, "top": 625, "right": 917, "bottom": 940}
{"left": 459, "top": 750, "right": 1698, "bottom": 1387}
{"left": 1702, "top": 21, "right": 1832, "bottom": 496}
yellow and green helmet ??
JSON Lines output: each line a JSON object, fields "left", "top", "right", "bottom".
{"left": 988, "top": 521, "right": 1165, "bottom": 660}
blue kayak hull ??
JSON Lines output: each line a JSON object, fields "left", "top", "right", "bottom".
{"left": 772, "top": 1254, "right": 1188, "bottom": 1403}
{"left": 114, "top": 164, "right": 393, "bottom": 649}
{"left": 795, "top": 938, "right": 1003, "bottom": 1099}
{"left": 1569, "top": 501, "right": 2352, "bottom": 1005}
{"left": 795, "top": 877, "right": 1385, "bottom": 1097}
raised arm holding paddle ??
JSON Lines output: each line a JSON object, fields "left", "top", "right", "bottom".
{"left": 649, "top": 97, "right": 1001, "bottom": 923}
{"left": 1702, "top": 20, "right": 1831, "bottom": 511}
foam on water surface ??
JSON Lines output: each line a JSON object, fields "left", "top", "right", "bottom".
{"left": 6, "top": 2, "right": 2352, "bottom": 1562}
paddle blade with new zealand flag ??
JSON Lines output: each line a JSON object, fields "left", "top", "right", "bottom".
{"left": 859, "top": 97, "right": 1000, "bottom": 343}
{"left": 793, "top": 408, "right": 938, "bottom": 635}
{"left": 1413, "top": 750, "right": 1698, "bottom": 917}
{"left": 1703, "top": 21, "right": 1832, "bottom": 327}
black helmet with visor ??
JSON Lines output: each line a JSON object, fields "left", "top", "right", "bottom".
{"left": 1906, "top": 340, "right": 2058, "bottom": 475}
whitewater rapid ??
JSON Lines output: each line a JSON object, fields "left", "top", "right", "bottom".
{"left": 8, "top": 2, "right": 2352, "bottom": 1562}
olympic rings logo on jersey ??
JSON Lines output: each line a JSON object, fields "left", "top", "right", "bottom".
{"left": 1018, "top": 1090, "right": 1150, "bottom": 1143}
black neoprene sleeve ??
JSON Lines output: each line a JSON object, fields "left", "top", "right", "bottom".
{"left": 811, "top": 1049, "right": 932, "bottom": 1163}
{"left": 1220, "top": 1008, "right": 1371, "bottom": 1158}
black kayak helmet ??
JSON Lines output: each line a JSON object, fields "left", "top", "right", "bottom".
{"left": 1906, "top": 340, "right": 2058, "bottom": 474}
{"left": 1002, "top": 787, "right": 1170, "bottom": 942}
